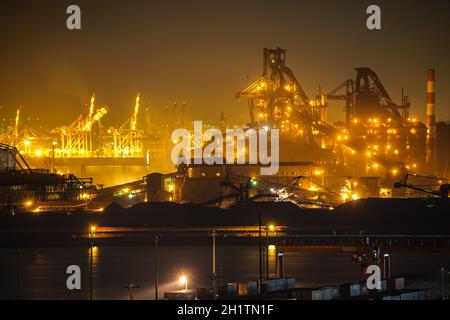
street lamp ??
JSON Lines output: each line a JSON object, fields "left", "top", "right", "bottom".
{"left": 154, "top": 235, "right": 159, "bottom": 300}
{"left": 266, "top": 224, "right": 275, "bottom": 279}
{"left": 441, "top": 267, "right": 449, "bottom": 300}
{"left": 89, "top": 225, "right": 97, "bottom": 300}
{"left": 211, "top": 230, "right": 218, "bottom": 299}
{"left": 179, "top": 275, "right": 188, "bottom": 291}
{"left": 16, "top": 250, "right": 22, "bottom": 300}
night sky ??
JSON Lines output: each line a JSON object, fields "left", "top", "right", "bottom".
{"left": 0, "top": 0, "right": 449, "bottom": 129}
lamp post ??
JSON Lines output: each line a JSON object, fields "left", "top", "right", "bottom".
{"left": 16, "top": 249, "right": 22, "bottom": 300}
{"left": 179, "top": 275, "right": 188, "bottom": 291}
{"left": 154, "top": 235, "right": 159, "bottom": 300}
{"left": 258, "top": 212, "right": 262, "bottom": 296}
{"left": 266, "top": 225, "right": 274, "bottom": 279}
{"left": 211, "top": 229, "right": 217, "bottom": 299}
{"left": 442, "top": 267, "right": 447, "bottom": 300}
{"left": 89, "top": 225, "right": 96, "bottom": 300}
{"left": 124, "top": 284, "right": 140, "bottom": 300}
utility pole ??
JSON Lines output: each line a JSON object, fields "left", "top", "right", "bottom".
{"left": 265, "top": 226, "right": 269, "bottom": 279}
{"left": 16, "top": 249, "right": 22, "bottom": 300}
{"left": 89, "top": 225, "right": 96, "bottom": 300}
{"left": 89, "top": 240, "right": 93, "bottom": 300}
{"left": 442, "top": 267, "right": 446, "bottom": 300}
{"left": 154, "top": 235, "right": 159, "bottom": 300}
{"left": 258, "top": 212, "right": 262, "bottom": 296}
{"left": 211, "top": 229, "right": 217, "bottom": 299}
{"left": 125, "top": 284, "right": 140, "bottom": 300}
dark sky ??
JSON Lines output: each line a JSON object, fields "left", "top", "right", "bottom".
{"left": 0, "top": 0, "right": 449, "bottom": 129}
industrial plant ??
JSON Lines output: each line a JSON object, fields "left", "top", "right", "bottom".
{"left": 1, "top": 48, "right": 448, "bottom": 213}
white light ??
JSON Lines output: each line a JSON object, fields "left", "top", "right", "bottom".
{"left": 179, "top": 275, "right": 188, "bottom": 291}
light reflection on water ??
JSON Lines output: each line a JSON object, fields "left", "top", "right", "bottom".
{"left": 1, "top": 246, "right": 449, "bottom": 300}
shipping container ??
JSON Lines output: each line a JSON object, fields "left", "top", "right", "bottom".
{"left": 164, "top": 289, "right": 196, "bottom": 300}
{"left": 359, "top": 282, "right": 369, "bottom": 296}
{"left": 379, "top": 279, "right": 387, "bottom": 292}
{"left": 276, "top": 278, "right": 287, "bottom": 291}
{"left": 360, "top": 286, "right": 369, "bottom": 296}
{"left": 311, "top": 290, "right": 322, "bottom": 300}
{"left": 237, "top": 282, "right": 248, "bottom": 296}
{"left": 350, "top": 284, "right": 361, "bottom": 297}
{"left": 220, "top": 283, "right": 238, "bottom": 298}
{"left": 388, "top": 277, "right": 405, "bottom": 290}
{"left": 319, "top": 286, "right": 340, "bottom": 300}
{"left": 400, "top": 292, "right": 411, "bottom": 300}
{"left": 247, "top": 281, "right": 258, "bottom": 296}
{"left": 340, "top": 283, "right": 361, "bottom": 297}
{"left": 417, "top": 290, "right": 428, "bottom": 300}
{"left": 262, "top": 279, "right": 277, "bottom": 293}
{"left": 395, "top": 278, "right": 405, "bottom": 290}
{"left": 286, "top": 277, "right": 296, "bottom": 289}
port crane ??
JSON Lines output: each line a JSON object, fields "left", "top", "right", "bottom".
{"left": 56, "top": 94, "right": 109, "bottom": 157}
{"left": 113, "top": 93, "right": 143, "bottom": 158}
{"left": 0, "top": 107, "right": 51, "bottom": 155}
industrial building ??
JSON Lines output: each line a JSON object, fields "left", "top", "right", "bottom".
{"left": 146, "top": 48, "right": 440, "bottom": 207}
{"left": 0, "top": 47, "right": 447, "bottom": 210}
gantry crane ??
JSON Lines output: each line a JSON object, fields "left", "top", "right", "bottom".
{"left": 57, "top": 94, "right": 108, "bottom": 157}
{"left": 0, "top": 107, "right": 51, "bottom": 156}
{"left": 113, "top": 93, "right": 143, "bottom": 158}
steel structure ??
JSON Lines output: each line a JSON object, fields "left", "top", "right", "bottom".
{"left": 0, "top": 143, "right": 94, "bottom": 208}
{"left": 236, "top": 48, "right": 428, "bottom": 190}
{"left": 56, "top": 95, "right": 109, "bottom": 157}
{"left": 112, "top": 93, "right": 143, "bottom": 158}
{"left": 237, "top": 47, "right": 313, "bottom": 131}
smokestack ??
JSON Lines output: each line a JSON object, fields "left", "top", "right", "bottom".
{"left": 426, "top": 69, "right": 437, "bottom": 175}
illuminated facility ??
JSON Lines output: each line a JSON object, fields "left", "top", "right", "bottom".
{"left": 152, "top": 48, "right": 436, "bottom": 207}
{"left": 1, "top": 47, "right": 448, "bottom": 210}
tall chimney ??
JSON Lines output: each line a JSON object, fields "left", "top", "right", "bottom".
{"left": 426, "top": 69, "right": 437, "bottom": 176}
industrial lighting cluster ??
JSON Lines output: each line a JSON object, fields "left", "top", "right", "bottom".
{"left": 1, "top": 94, "right": 144, "bottom": 159}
